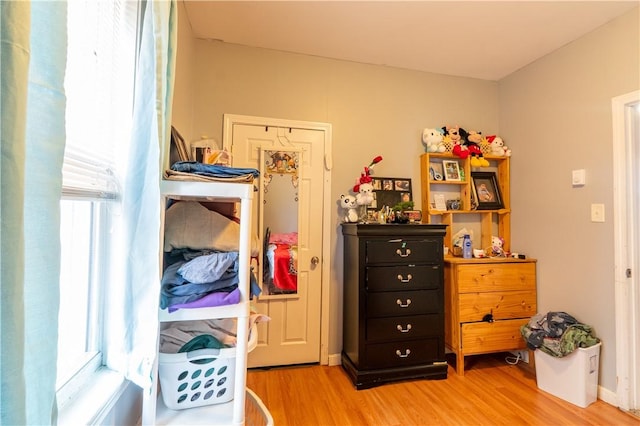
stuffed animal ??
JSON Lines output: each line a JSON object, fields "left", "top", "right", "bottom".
{"left": 485, "top": 235, "right": 505, "bottom": 257}
{"left": 355, "top": 182, "right": 374, "bottom": 206}
{"left": 460, "top": 128, "right": 490, "bottom": 167}
{"left": 340, "top": 194, "right": 359, "bottom": 223}
{"left": 486, "top": 135, "right": 512, "bottom": 157}
{"left": 422, "top": 128, "right": 446, "bottom": 153}
{"left": 352, "top": 156, "right": 382, "bottom": 207}
{"left": 442, "top": 125, "right": 469, "bottom": 159}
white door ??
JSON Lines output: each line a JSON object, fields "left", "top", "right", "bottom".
{"left": 613, "top": 90, "right": 639, "bottom": 412}
{"left": 224, "top": 116, "right": 327, "bottom": 367}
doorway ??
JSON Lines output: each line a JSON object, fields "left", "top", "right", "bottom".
{"left": 612, "top": 90, "right": 639, "bottom": 413}
{"left": 223, "top": 114, "right": 332, "bottom": 368}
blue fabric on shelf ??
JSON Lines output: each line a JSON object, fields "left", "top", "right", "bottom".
{"left": 160, "top": 260, "right": 239, "bottom": 309}
{"left": 171, "top": 161, "right": 259, "bottom": 179}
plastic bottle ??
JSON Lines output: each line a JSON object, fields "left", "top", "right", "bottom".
{"left": 462, "top": 234, "right": 472, "bottom": 259}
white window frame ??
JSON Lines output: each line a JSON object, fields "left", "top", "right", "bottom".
{"left": 56, "top": 0, "right": 140, "bottom": 420}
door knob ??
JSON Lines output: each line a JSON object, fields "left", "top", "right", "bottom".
{"left": 311, "top": 256, "right": 320, "bottom": 265}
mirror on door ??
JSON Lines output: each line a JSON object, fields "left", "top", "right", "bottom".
{"left": 259, "top": 148, "right": 300, "bottom": 297}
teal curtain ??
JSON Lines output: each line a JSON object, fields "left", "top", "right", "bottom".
{"left": 1, "top": 1, "right": 67, "bottom": 425}
{"left": 1, "top": 0, "right": 177, "bottom": 422}
{"left": 105, "top": 0, "right": 177, "bottom": 389}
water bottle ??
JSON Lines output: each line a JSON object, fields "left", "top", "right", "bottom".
{"left": 462, "top": 234, "right": 472, "bottom": 259}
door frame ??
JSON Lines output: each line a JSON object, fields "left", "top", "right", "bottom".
{"left": 223, "top": 114, "right": 333, "bottom": 365}
{"left": 612, "top": 90, "right": 639, "bottom": 411}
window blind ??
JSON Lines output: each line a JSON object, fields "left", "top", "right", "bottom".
{"left": 62, "top": 0, "right": 135, "bottom": 201}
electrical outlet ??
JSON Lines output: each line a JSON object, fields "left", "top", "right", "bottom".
{"left": 591, "top": 203, "right": 605, "bottom": 222}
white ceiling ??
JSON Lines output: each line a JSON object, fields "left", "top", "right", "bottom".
{"left": 182, "top": 1, "right": 638, "bottom": 81}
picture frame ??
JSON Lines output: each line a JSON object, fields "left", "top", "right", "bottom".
{"left": 368, "top": 177, "right": 413, "bottom": 212}
{"left": 429, "top": 162, "right": 444, "bottom": 181}
{"left": 404, "top": 210, "right": 422, "bottom": 223}
{"left": 170, "top": 126, "right": 190, "bottom": 162}
{"left": 471, "top": 171, "right": 504, "bottom": 210}
{"left": 442, "top": 160, "right": 462, "bottom": 181}
{"left": 433, "top": 193, "right": 447, "bottom": 211}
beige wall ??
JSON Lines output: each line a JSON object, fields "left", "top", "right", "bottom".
{"left": 171, "top": 1, "right": 639, "bottom": 397}
{"left": 499, "top": 8, "right": 639, "bottom": 392}
{"left": 174, "top": 36, "right": 500, "bottom": 363}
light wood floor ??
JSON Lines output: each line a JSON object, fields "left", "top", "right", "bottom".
{"left": 246, "top": 353, "right": 640, "bottom": 426}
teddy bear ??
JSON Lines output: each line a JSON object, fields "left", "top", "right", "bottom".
{"left": 421, "top": 128, "right": 446, "bottom": 153}
{"left": 340, "top": 194, "right": 359, "bottom": 223}
{"left": 460, "top": 128, "right": 490, "bottom": 167}
{"left": 486, "top": 135, "right": 512, "bottom": 157}
{"left": 355, "top": 182, "right": 374, "bottom": 206}
{"left": 352, "top": 156, "right": 382, "bottom": 207}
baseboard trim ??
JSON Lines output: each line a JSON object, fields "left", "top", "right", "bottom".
{"left": 328, "top": 353, "right": 342, "bottom": 366}
{"left": 598, "top": 385, "right": 617, "bottom": 406}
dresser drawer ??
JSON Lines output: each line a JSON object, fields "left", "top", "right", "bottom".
{"left": 364, "top": 338, "right": 443, "bottom": 368}
{"left": 367, "top": 314, "right": 443, "bottom": 342}
{"left": 461, "top": 318, "right": 528, "bottom": 354}
{"left": 458, "top": 290, "right": 537, "bottom": 322}
{"left": 366, "top": 265, "right": 441, "bottom": 292}
{"left": 366, "top": 239, "right": 441, "bottom": 264}
{"left": 367, "top": 290, "right": 441, "bottom": 317}
{"left": 457, "top": 263, "right": 536, "bottom": 293}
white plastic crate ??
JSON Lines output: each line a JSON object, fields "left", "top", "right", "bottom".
{"left": 534, "top": 342, "right": 601, "bottom": 408}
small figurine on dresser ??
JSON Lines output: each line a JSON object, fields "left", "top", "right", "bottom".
{"left": 485, "top": 235, "right": 506, "bottom": 257}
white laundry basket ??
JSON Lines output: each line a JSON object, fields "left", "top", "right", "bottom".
{"left": 158, "top": 346, "right": 237, "bottom": 410}
{"left": 534, "top": 342, "right": 601, "bottom": 408}
{"left": 158, "top": 324, "right": 257, "bottom": 410}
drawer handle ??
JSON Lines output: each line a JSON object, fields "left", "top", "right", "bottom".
{"left": 396, "top": 248, "right": 412, "bottom": 257}
{"left": 396, "top": 324, "right": 412, "bottom": 333}
{"left": 396, "top": 298, "right": 412, "bottom": 308}
{"left": 395, "top": 349, "right": 411, "bottom": 358}
{"left": 397, "top": 274, "right": 413, "bottom": 283}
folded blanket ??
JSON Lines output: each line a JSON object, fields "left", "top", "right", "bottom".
{"left": 164, "top": 201, "right": 259, "bottom": 256}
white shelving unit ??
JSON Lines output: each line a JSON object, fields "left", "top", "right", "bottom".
{"left": 142, "top": 179, "right": 272, "bottom": 425}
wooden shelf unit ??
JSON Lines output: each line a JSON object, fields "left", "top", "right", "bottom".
{"left": 419, "top": 152, "right": 511, "bottom": 252}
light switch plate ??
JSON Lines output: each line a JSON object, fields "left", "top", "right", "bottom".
{"left": 572, "top": 169, "right": 586, "bottom": 186}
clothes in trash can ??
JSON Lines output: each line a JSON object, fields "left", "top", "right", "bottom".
{"left": 520, "top": 311, "right": 600, "bottom": 357}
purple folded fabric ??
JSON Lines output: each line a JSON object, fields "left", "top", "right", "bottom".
{"left": 167, "top": 288, "right": 241, "bottom": 312}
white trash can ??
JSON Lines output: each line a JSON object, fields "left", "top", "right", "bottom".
{"left": 534, "top": 342, "right": 601, "bottom": 408}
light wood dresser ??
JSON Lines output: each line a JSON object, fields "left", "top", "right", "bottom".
{"left": 444, "top": 257, "right": 537, "bottom": 375}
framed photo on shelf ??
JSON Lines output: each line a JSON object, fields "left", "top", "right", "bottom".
{"left": 471, "top": 171, "right": 504, "bottom": 210}
{"left": 433, "top": 193, "right": 447, "bottom": 211}
{"left": 442, "top": 160, "right": 462, "bottom": 182}
{"left": 429, "top": 162, "right": 444, "bottom": 181}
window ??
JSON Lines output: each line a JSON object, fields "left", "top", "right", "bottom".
{"left": 56, "top": 0, "right": 137, "bottom": 400}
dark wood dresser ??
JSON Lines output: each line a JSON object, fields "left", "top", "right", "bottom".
{"left": 341, "top": 223, "right": 448, "bottom": 389}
